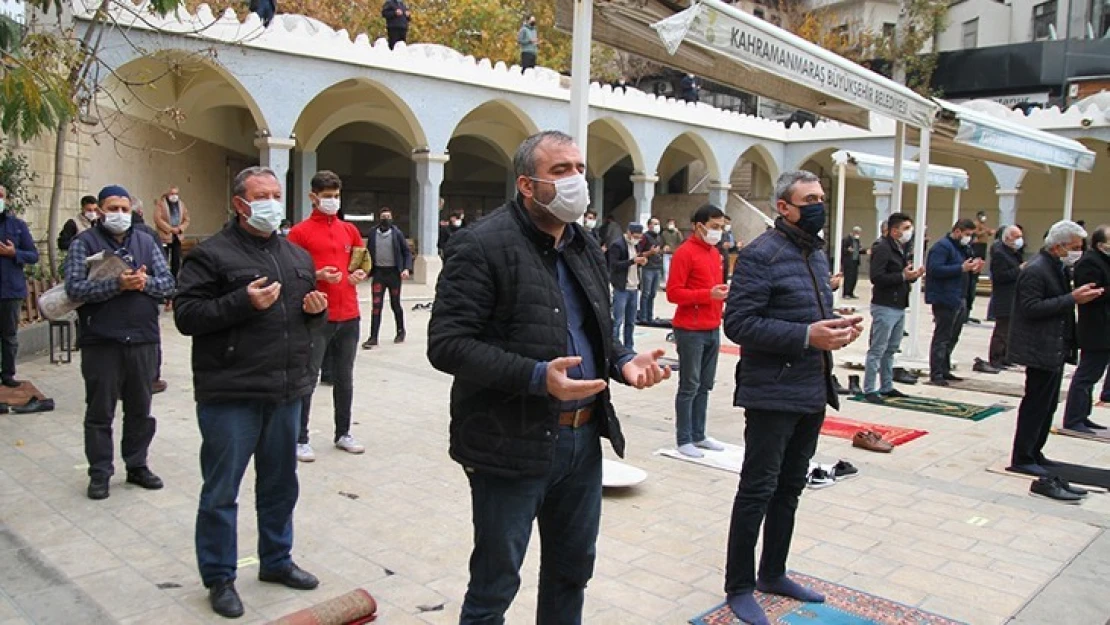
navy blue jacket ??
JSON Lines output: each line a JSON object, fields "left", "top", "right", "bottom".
{"left": 0, "top": 212, "right": 38, "bottom": 299}
{"left": 367, "top": 225, "right": 413, "bottom": 274}
{"left": 725, "top": 218, "right": 838, "bottom": 414}
{"left": 925, "top": 235, "right": 969, "bottom": 309}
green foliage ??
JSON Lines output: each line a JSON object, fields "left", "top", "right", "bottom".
{"left": 0, "top": 147, "right": 38, "bottom": 215}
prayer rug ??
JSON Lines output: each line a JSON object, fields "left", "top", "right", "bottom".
{"left": 988, "top": 462, "right": 1110, "bottom": 492}
{"left": 266, "top": 588, "right": 377, "bottom": 625}
{"left": 720, "top": 344, "right": 740, "bottom": 356}
{"left": 656, "top": 443, "right": 839, "bottom": 489}
{"left": 821, "top": 415, "right": 928, "bottom": 447}
{"left": 1051, "top": 427, "right": 1110, "bottom": 444}
{"left": 0, "top": 381, "right": 47, "bottom": 406}
{"left": 849, "top": 395, "right": 1006, "bottom": 422}
{"left": 690, "top": 573, "right": 966, "bottom": 625}
{"left": 949, "top": 378, "right": 1067, "bottom": 401}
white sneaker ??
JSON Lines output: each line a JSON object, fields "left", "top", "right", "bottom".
{"left": 296, "top": 443, "right": 315, "bottom": 463}
{"left": 335, "top": 434, "right": 365, "bottom": 454}
{"left": 694, "top": 437, "right": 725, "bottom": 451}
{"left": 677, "top": 443, "right": 704, "bottom": 458}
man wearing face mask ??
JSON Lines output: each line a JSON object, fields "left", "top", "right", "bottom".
{"left": 58, "top": 195, "right": 100, "bottom": 251}
{"left": 428, "top": 131, "right": 671, "bottom": 624}
{"left": 723, "top": 171, "right": 864, "bottom": 625}
{"left": 840, "top": 226, "right": 866, "bottom": 299}
{"left": 0, "top": 184, "right": 38, "bottom": 389}
{"left": 583, "top": 210, "right": 600, "bottom": 243}
{"left": 925, "top": 219, "right": 983, "bottom": 386}
{"left": 363, "top": 207, "right": 412, "bottom": 349}
{"left": 287, "top": 171, "right": 368, "bottom": 462}
{"left": 64, "top": 185, "right": 175, "bottom": 500}
{"left": 174, "top": 167, "right": 328, "bottom": 618}
{"left": 518, "top": 14, "right": 538, "bottom": 71}
{"left": 667, "top": 204, "right": 729, "bottom": 458}
{"left": 986, "top": 225, "right": 1025, "bottom": 370}
{"left": 1061, "top": 224, "right": 1110, "bottom": 434}
{"left": 1007, "top": 221, "right": 1103, "bottom": 483}
{"left": 636, "top": 217, "right": 664, "bottom": 322}
{"left": 154, "top": 186, "right": 190, "bottom": 278}
{"left": 660, "top": 217, "right": 685, "bottom": 284}
{"left": 608, "top": 222, "right": 646, "bottom": 349}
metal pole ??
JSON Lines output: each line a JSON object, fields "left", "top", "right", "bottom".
{"left": 833, "top": 162, "right": 847, "bottom": 279}
{"left": 1063, "top": 169, "right": 1076, "bottom": 220}
{"left": 568, "top": 0, "right": 594, "bottom": 153}
{"left": 1060, "top": 0, "right": 1073, "bottom": 108}
{"left": 891, "top": 122, "right": 905, "bottom": 215}
{"left": 952, "top": 188, "right": 961, "bottom": 225}
{"left": 904, "top": 128, "right": 931, "bottom": 363}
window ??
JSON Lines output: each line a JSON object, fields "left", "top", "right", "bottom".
{"left": 1032, "top": 0, "right": 1058, "bottom": 40}
{"left": 882, "top": 22, "right": 896, "bottom": 39}
{"left": 754, "top": 8, "right": 765, "bottom": 19}
{"left": 962, "top": 18, "right": 979, "bottom": 48}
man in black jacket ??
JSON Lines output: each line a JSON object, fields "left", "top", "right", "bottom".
{"left": 608, "top": 222, "right": 645, "bottom": 349}
{"left": 363, "top": 207, "right": 413, "bottom": 348}
{"left": 428, "top": 131, "right": 670, "bottom": 624}
{"left": 1007, "top": 220, "right": 1104, "bottom": 477}
{"left": 58, "top": 195, "right": 99, "bottom": 252}
{"left": 1062, "top": 225, "right": 1110, "bottom": 433}
{"left": 381, "top": 0, "right": 410, "bottom": 49}
{"left": 987, "top": 225, "right": 1024, "bottom": 369}
{"left": 840, "top": 226, "right": 866, "bottom": 299}
{"left": 862, "top": 213, "right": 923, "bottom": 402}
{"left": 174, "top": 167, "right": 328, "bottom": 619}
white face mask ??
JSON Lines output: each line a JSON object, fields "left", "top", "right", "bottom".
{"left": 168, "top": 194, "right": 180, "bottom": 203}
{"left": 1011, "top": 237, "right": 1024, "bottom": 250}
{"left": 1099, "top": 243, "right": 1110, "bottom": 257}
{"left": 724, "top": 224, "right": 732, "bottom": 232}
{"left": 1063, "top": 250, "right": 1082, "bottom": 267}
{"left": 899, "top": 227, "right": 914, "bottom": 244}
{"left": 959, "top": 235, "right": 972, "bottom": 246}
{"left": 651, "top": 224, "right": 661, "bottom": 234}
{"left": 84, "top": 211, "right": 98, "bottom": 222}
{"left": 244, "top": 198, "right": 284, "bottom": 233}
{"left": 102, "top": 211, "right": 132, "bottom": 234}
{"left": 584, "top": 218, "right": 597, "bottom": 229}
{"left": 702, "top": 227, "right": 723, "bottom": 246}
{"left": 318, "top": 197, "right": 341, "bottom": 215}
{"left": 531, "top": 173, "right": 590, "bottom": 223}
{"left": 667, "top": 224, "right": 676, "bottom": 231}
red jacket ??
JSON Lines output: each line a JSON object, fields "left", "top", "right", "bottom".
{"left": 288, "top": 211, "right": 365, "bottom": 323}
{"left": 666, "top": 234, "right": 724, "bottom": 331}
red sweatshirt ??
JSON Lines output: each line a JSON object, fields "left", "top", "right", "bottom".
{"left": 287, "top": 211, "right": 365, "bottom": 323}
{"left": 666, "top": 234, "right": 724, "bottom": 331}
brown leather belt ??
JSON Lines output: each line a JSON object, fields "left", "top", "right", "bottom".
{"left": 558, "top": 406, "right": 593, "bottom": 428}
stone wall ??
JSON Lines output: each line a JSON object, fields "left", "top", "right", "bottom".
{"left": 5, "top": 127, "right": 91, "bottom": 252}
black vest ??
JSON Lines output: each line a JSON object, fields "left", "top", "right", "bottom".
{"left": 75, "top": 226, "right": 162, "bottom": 346}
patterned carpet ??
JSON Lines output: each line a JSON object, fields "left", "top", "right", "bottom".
{"left": 848, "top": 394, "right": 1007, "bottom": 421}
{"left": 691, "top": 573, "right": 966, "bottom": 625}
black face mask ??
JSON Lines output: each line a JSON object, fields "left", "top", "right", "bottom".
{"left": 795, "top": 202, "right": 826, "bottom": 236}
{"left": 379, "top": 219, "right": 392, "bottom": 231}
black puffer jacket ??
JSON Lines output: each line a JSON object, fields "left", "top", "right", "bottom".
{"left": 428, "top": 198, "right": 633, "bottom": 478}
{"left": 1007, "top": 250, "right": 1077, "bottom": 370}
{"left": 174, "top": 220, "right": 324, "bottom": 403}
{"left": 1074, "top": 249, "right": 1110, "bottom": 351}
{"left": 869, "top": 235, "right": 915, "bottom": 309}
{"left": 988, "top": 240, "right": 1023, "bottom": 319}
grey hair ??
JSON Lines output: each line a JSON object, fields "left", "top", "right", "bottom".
{"left": 513, "top": 131, "right": 575, "bottom": 178}
{"left": 232, "top": 166, "right": 279, "bottom": 198}
{"left": 1044, "top": 220, "right": 1087, "bottom": 248}
{"left": 1002, "top": 224, "right": 1022, "bottom": 241}
{"left": 774, "top": 170, "right": 820, "bottom": 203}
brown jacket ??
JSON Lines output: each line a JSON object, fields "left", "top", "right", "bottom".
{"left": 154, "top": 194, "right": 191, "bottom": 244}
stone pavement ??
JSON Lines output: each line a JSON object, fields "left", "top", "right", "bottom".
{"left": 0, "top": 281, "right": 1108, "bottom": 624}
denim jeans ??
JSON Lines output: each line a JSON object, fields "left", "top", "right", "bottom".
{"left": 863, "top": 305, "right": 906, "bottom": 394}
{"left": 300, "top": 318, "right": 360, "bottom": 444}
{"left": 459, "top": 421, "right": 602, "bottom": 625}
{"left": 674, "top": 328, "right": 720, "bottom": 446}
{"left": 195, "top": 399, "right": 300, "bottom": 587}
{"left": 638, "top": 268, "right": 662, "bottom": 321}
{"left": 611, "top": 289, "right": 637, "bottom": 349}
{"left": 929, "top": 303, "right": 966, "bottom": 379}
{"left": 1063, "top": 349, "right": 1110, "bottom": 429}
{"left": 725, "top": 409, "right": 823, "bottom": 594}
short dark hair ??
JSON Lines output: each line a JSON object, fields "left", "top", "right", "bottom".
{"left": 1091, "top": 225, "right": 1109, "bottom": 246}
{"left": 888, "top": 212, "right": 913, "bottom": 231}
{"left": 692, "top": 204, "right": 725, "bottom": 225}
{"left": 585, "top": 210, "right": 597, "bottom": 219}
{"left": 954, "top": 218, "right": 976, "bottom": 231}
{"left": 513, "top": 131, "right": 575, "bottom": 178}
{"left": 379, "top": 207, "right": 393, "bottom": 217}
{"left": 311, "top": 170, "right": 342, "bottom": 193}
{"left": 80, "top": 195, "right": 98, "bottom": 206}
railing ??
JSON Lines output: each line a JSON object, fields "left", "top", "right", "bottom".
{"left": 21, "top": 278, "right": 56, "bottom": 326}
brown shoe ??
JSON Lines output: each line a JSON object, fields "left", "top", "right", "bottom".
{"left": 853, "top": 430, "right": 893, "bottom": 453}
{"left": 152, "top": 380, "right": 168, "bottom": 394}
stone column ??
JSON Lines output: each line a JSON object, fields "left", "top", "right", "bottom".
{"left": 630, "top": 174, "right": 658, "bottom": 225}
{"left": 413, "top": 151, "right": 449, "bottom": 285}
{"left": 589, "top": 176, "right": 605, "bottom": 216}
{"left": 873, "top": 182, "right": 892, "bottom": 242}
{"left": 254, "top": 136, "right": 297, "bottom": 210}
{"left": 708, "top": 183, "right": 731, "bottom": 211}
{"left": 294, "top": 149, "right": 316, "bottom": 222}
{"left": 996, "top": 188, "right": 1020, "bottom": 228}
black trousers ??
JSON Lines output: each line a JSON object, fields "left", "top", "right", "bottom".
{"left": 300, "top": 319, "right": 359, "bottom": 444}
{"left": 966, "top": 272, "right": 979, "bottom": 315}
{"left": 929, "top": 303, "right": 966, "bottom": 379}
{"left": 387, "top": 27, "right": 407, "bottom": 49}
{"left": 370, "top": 267, "right": 405, "bottom": 339}
{"left": 81, "top": 342, "right": 158, "bottom": 479}
{"left": 842, "top": 260, "right": 859, "bottom": 297}
{"left": 521, "top": 51, "right": 536, "bottom": 71}
{"left": 989, "top": 316, "right": 1011, "bottom": 366}
{"left": 725, "top": 409, "right": 823, "bottom": 594}
{"left": 0, "top": 298, "right": 22, "bottom": 381}
{"left": 1011, "top": 365, "right": 1063, "bottom": 466}
{"left": 165, "top": 235, "right": 183, "bottom": 278}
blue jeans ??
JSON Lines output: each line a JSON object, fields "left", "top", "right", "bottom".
{"left": 1062, "top": 349, "right": 1110, "bottom": 429}
{"left": 863, "top": 305, "right": 906, "bottom": 394}
{"left": 638, "top": 268, "right": 662, "bottom": 321}
{"left": 195, "top": 399, "right": 301, "bottom": 587}
{"left": 674, "top": 328, "right": 720, "bottom": 446}
{"left": 460, "top": 421, "right": 602, "bottom": 625}
{"left": 612, "top": 289, "right": 637, "bottom": 349}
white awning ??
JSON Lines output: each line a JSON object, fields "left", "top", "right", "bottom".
{"left": 554, "top": 0, "right": 938, "bottom": 130}
{"left": 910, "top": 99, "right": 1097, "bottom": 172}
{"left": 831, "top": 150, "right": 969, "bottom": 190}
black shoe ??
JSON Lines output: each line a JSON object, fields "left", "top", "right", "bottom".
{"left": 1085, "top": 419, "right": 1107, "bottom": 430}
{"left": 1036, "top": 456, "right": 1060, "bottom": 467}
{"left": 11, "top": 398, "right": 55, "bottom": 414}
{"left": 1, "top": 377, "right": 20, "bottom": 388}
{"left": 208, "top": 579, "right": 244, "bottom": 618}
{"left": 1052, "top": 476, "right": 1088, "bottom": 497}
{"left": 863, "top": 392, "right": 885, "bottom": 404}
{"left": 967, "top": 317, "right": 981, "bottom": 324}
{"left": 1065, "top": 424, "right": 1096, "bottom": 435}
{"left": 893, "top": 368, "right": 918, "bottom": 385}
{"left": 973, "top": 358, "right": 1001, "bottom": 374}
{"left": 258, "top": 563, "right": 319, "bottom": 590}
{"left": 831, "top": 375, "right": 850, "bottom": 396}
{"left": 1030, "top": 477, "right": 1083, "bottom": 504}
{"left": 1008, "top": 463, "right": 1050, "bottom": 477}
{"left": 943, "top": 373, "right": 964, "bottom": 382}
{"left": 125, "top": 467, "right": 164, "bottom": 490}
{"left": 394, "top": 330, "right": 406, "bottom": 344}
{"left": 928, "top": 377, "right": 949, "bottom": 387}
{"left": 87, "top": 476, "right": 109, "bottom": 500}
{"left": 847, "top": 375, "right": 863, "bottom": 396}
{"left": 831, "top": 460, "right": 858, "bottom": 479}
{"left": 882, "top": 389, "right": 910, "bottom": 399}
{"left": 361, "top": 337, "right": 378, "bottom": 350}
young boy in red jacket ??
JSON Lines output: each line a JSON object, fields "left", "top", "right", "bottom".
{"left": 287, "top": 171, "right": 369, "bottom": 462}
{"left": 667, "top": 204, "right": 730, "bottom": 458}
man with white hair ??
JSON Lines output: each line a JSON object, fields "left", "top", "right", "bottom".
{"left": 1007, "top": 220, "right": 1104, "bottom": 481}
{"left": 986, "top": 225, "right": 1024, "bottom": 370}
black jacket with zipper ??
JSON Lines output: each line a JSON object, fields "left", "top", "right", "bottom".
{"left": 1074, "top": 248, "right": 1110, "bottom": 351}
{"left": 1007, "top": 249, "right": 1078, "bottom": 371}
{"left": 174, "top": 219, "right": 325, "bottom": 404}
{"left": 988, "top": 240, "right": 1023, "bottom": 319}
{"left": 606, "top": 236, "right": 638, "bottom": 290}
{"left": 869, "top": 235, "right": 916, "bottom": 309}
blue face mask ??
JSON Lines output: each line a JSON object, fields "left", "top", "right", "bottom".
{"left": 795, "top": 202, "right": 826, "bottom": 236}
